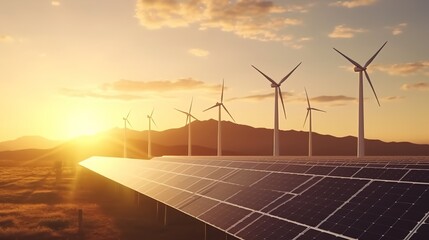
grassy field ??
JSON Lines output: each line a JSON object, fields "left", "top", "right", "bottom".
{"left": 0, "top": 162, "right": 206, "bottom": 240}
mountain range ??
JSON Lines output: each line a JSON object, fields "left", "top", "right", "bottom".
{"left": 0, "top": 135, "right": 62, "bottom": 151}
{"left": 0, "top": 119, "right": 428, "bottom": 166}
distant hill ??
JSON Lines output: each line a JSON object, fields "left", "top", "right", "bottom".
{"left": 0, "top": 136, "right": 62, "bottom": 151}
{"left": 0, "top": 120, "right": 428, "bottom": 166}
{"left": 147, "top": 119, "right": 429, "bottom": 156}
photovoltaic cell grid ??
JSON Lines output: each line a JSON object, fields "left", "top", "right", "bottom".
{"left": 80, "top": 156, "right": 429, "bottom": 240}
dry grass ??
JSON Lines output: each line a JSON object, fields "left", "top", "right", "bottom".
{"left": 0, "top": 165, "right": 122, "bottom": 240}
{"left": 0, "top": 163, "right": 208, "bottom": 240}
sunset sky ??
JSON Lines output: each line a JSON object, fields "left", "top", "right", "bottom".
{"left": 1, "top": 0, "right": 428, "bottom": 144}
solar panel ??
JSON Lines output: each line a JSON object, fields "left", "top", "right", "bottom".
{"left": 80, "top": 156, "right": 429, "bottom": 240}
{"left": 236, "top": 215, "right": 306, "bottom": 240}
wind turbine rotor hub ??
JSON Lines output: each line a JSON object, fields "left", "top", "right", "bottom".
{"left": 271, "top": 83, "right": 278, "bottom": 88}
{"left": 354, "top": 66, "right": 365, "bottom": 72}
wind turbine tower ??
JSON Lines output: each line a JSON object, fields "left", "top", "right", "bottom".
{"left": 304, "top": 88, "right": 326, "bottom": 157}
{"left": 147, "top": 109, "right": 157, "bottom": 159}
{"left": 122, "top": 111, "right": 132, "bottom": 158}
{"left": 252, "top": 62, "right": 301, "bottom": 156}
{"left": 203, "top": 80, "right": 235, "bottom": 156}
{"left": 333, "top": 41, "right": 387, "bottom": 157}
{"left": 176, "top": 98, "right": 199, "bottom": 156}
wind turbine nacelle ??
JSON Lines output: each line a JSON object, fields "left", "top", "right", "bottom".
{"left": 271, "top": 83, "right": 277, "bottom": 88}
{"left": 354, "top": 66, "right": 365, "bottom": 72}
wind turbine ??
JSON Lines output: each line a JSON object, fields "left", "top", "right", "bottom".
{"left": 175, "top": 98, "right": 199, "bottom": 156}
{"left": 203, "top": 80, "right": 235, "bottom": 156}
{"left": 122, "top": 111, "right": 132, "bottom": 158}
{"left": 304, "top": 88, "right": 326, "bottom": 157}
{"left": 333, "top": 41, "right": 387, "bottom": 157}
{"left": 147, "top": 108, "right": 157, "bottom": 159}
{"left": 252, "top": 62, "right": 301, "bottom": 156}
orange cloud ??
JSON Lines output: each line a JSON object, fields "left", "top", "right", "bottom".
{"left": 330, "top": 0, "right": 378, "bottom": 8}
{"left": 329, "top": 25, "right": 367, "bottom": 38}
{"left": 135, "top": 0, "right": 312, "bottom": 48}
{"left": 188, "top": 48, "right": 210, "bottom": 57}
{"left": 60, "top": 88, "right": 144, "bottom": 101}
{"left": 373, "top": 61, "right": 429, "bottom": 76}
{"left": 103, "top": 78, "right": 220, "bottom": 92}
{"left": 0, "top": 35, "right": 15, "bottom": 43}
{"left": 401, "top": 82, "right": 429, "bottom": 91}
{"left": 51, "top": 0, "right": 60, "bottom": 6}
{"left": 61, "top": 78, "right": 222, "bottom": 100}
{"left": 228, "top": 91, "right": 294, "bottom": 102}
{"left": 312, "top": 95, "right": 356, "bottom": 102}
{"left": 387, "top": 23, "right": 407, "bottom": 35}
{"left": 382, "top": 96, "right": 405, "bottom": 101}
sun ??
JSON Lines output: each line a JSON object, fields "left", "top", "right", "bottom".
{"left": 66, "top": 110, "right": 102, "bottom": 139}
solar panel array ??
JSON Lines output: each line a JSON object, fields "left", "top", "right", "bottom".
{"left": 80, "top": 156, "right": 429, "bottom": 240}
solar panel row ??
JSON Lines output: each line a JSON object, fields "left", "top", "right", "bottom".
{"left": 80, "top": 156, "right": 429, "bottom": 240}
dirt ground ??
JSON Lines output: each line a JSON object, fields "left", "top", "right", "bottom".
{"left": 0, "top": 162, "right": 211, "bottom": 240}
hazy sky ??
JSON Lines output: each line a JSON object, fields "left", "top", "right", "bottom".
{"left": 1, "top": 0, "right": 428, "bottom": 144}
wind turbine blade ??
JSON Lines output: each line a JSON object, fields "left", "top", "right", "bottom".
{"left": 364, "top": 41, "right": 387, "bottom": 68}
{"left": 203, "top": 104, "right": 218, "bottom": 112}
{"left": 221, "top": 104, "right": 235, "bottom": 122}
{"left": 189, "top": 97, "right": 193, "bottom": 114}
{"left": 278, "top": 87, "right": 287, "bottom": 119}
{"left": 127, "top": 119, "right": 132, "bottom": 128}
{"left": 304, "top": 87, "right": 310, "bottom": 108}
{"left": 175, "top": 108, "right": 188, "bottom": 115}
{"left": 251, "top": 65, "right": 277, "bottom": 85}
{"left": 279, "top": 62, "right": 302, "bottom": 85}
{"left": 150, "top": 108, "right": 154, "bottom": 118}
{"left": 364, "top": 70, "right": 381, "bottom": 106}
{"left": 126, "top": 110, "right": 131, "bottom": 119}
{"left": 303, "top": 110, "right": 310, "bottom": 127}
{"left": 221, "top": 79, "right": 224, "bottom": 103}
{"left": 151, "top": 118, "right": 157, "bottom": 127}
{"left": 189, "top": 114, "right": 199, "bottom": 121}
{"left": 312, "top": 108, "right": 326, "bottom": 113}
{"left": 333, "top": 48, "right": 363, "bottom": 69}
{"left": 185, "top": 114, "right": 189, "bottom": 126}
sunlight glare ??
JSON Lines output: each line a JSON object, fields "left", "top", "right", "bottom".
{"left": 66, "top": 109, "right": 102, "bottom": 139}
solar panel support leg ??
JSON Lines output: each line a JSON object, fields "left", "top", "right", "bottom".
{"left": 163, "top": 204, "right": 168, "bottom": 230}
{"left": 156, "top": 201, "right": 159, "bottom": 221}
{"left": 134, "top": 191, "right": 139, "bottom": 207}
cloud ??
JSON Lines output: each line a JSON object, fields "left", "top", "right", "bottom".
{"left": 308, "top": 95, "right": 357, "bottom": 106}
{"left": 382, "top": 96, "right": 405, "bottom": 101}
{"left": 330, "top": 0, "right": 378, "bottom": 8}
{"left": 387, "top": 23, "right": 407, "bottom": 35}
{"left": 61, "top": 78, "right": 221, "bottom": 101}
{"left": 228, "top": 91, "right": 294, "bottom": 102}
{"left": 60, "top": 89, "right": 145, "bottom": 101}
{"left": 283, "top": 3, "right": 315, "bottom": 13}
{"left": 373, "top": 61, "right": 429, "bottom": 76}
{"left": 0, "top": 35, "right": 15, "bottom": 43}
{"left": 401, "top": 82, "right": 429, "bottom": 91}
{"left": 103, "top": 78, "right": 220, "bottom": 92}
{"left": 188, "top": 48, "right": 210, "bottom": 57}
{"left": 311, "top": 95, "right": 356, "bottom": 103}
{"left": 329, "top": 24, "right": 367, "bottom": 38}
{"left": 51, "top": 0, "right": 60, "bottom": 6}
{"left": 228, "top": 91, "right": 359, "bottom": 107}
{"left": 135, "top": 0, "right": 312, "bottom": 48}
